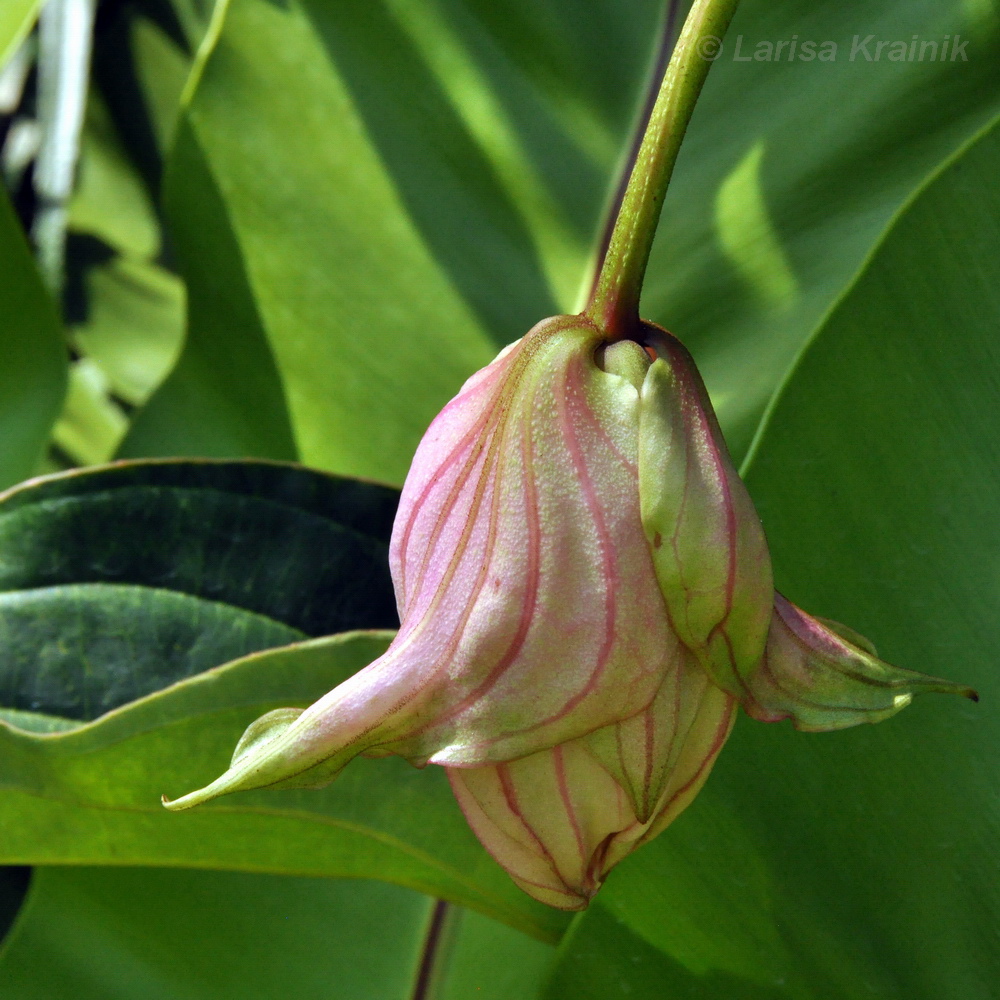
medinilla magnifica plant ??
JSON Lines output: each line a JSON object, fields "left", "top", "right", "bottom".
{"left": 163, "top": 0, "right": 975, "bottom": 910}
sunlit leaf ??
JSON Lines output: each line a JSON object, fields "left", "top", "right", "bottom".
{"left": 124, "top": 0, "right": 666, "bottom": 482}
{"left": 0, "top": 0, "right": 38, "bottom": 71}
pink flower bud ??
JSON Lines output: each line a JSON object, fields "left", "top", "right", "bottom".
{"left": 164, "top": 316, "right": 975, "bottom": 909}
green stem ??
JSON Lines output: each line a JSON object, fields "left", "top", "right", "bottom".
{"left": 584, "top": 0, "right": 741, "bottom": 339}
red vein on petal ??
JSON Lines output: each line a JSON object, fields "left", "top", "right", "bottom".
{"left": 655, "top": 695, "right": 734, "bottom": 822}
{"left": 553, "top": 745, "right": 588, "bottom": 872}
{"left": 497, "top": 763, "right": 567, "bottom": 887}
{"left": 526, "top": 355, "right": 619, "bottom": 720}
{"left": 410, "top": 354, "right": 544, "bottom": 732}
{"left": 398, "top": 377, "right": 504, "bottom": 608}
{"left": 396, "top": 367, "right": 505, "bottom": 587}
{"left": 372, "top": 322, "right": 595, "bottom": 758}
{"left": 397, "top": 319, "right": 565, "bottom": 607}
{"left": 465, "top": 353, "right": 622, "bottom": 754}
{"left": 573, "top": 377, "right": 638, "bottom": 479}
{"left": 330, "top": 402, "right": 512, "bottom": 755}
{"left": 447, "top": 770, "right": 581, "bottom": 904}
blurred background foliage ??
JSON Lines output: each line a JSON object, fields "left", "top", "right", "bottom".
{"left": 0, "top": 0, "right": 998, "bottom": 997}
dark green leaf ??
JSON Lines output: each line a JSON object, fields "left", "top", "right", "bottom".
{"left": 0, "top": 459, "right": 398, "bottom": 718}
{"left": 0, "top": 868, "right": 29, "bottom": 947}
{"left": 431, "top": 905, "right": 555, "bottom": 1000}
{"left": 0, "top": 584, "right": 302, "bottom": 721}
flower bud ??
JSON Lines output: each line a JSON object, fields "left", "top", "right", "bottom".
{"left": 164, "top": 315, "right": 975, "bottom": 910}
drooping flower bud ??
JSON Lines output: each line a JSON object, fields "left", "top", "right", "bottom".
{"left": 163, "top": 316, "right": 975, "bottom": 910}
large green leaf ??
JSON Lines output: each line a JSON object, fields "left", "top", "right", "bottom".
{"left": 0, "top": 188, "right": 68, "bottom": 488}
{"left": 647, "top": 0, "right": 1000, "bottom": 458}
{"left": 123, "top": 0, "right": 665, "bottom": 482}
{"left": 0, "top": 459, "right": 398, "bottom": 719}
{"left": 119, "top": 119, "right": 299, "bottom": 463}
{"left": 0, "top": 868, "right": 434, "bottom": 999}
{"left": 0, "top": 632, "right": 567, "bottom": 942}
{"left": 546, "top": 108, "right": 1000, "bottom": 1000}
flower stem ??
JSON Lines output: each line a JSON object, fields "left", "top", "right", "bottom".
{"left": 410, "top": 900, "right": 450, "bottom": 1000}
{"left": 584, "top": 0, "right": 741, "bottom": 339}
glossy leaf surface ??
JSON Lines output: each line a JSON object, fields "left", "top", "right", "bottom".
{"left": 0, "top": 459, "right": 398, "bottom": 719}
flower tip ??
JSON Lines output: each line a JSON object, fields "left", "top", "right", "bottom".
{"left": 160, "top": 781, "right": 224, "bottom": 812}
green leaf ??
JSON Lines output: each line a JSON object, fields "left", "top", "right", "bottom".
{"left": 0, "top": 186, "right": 68, "bottom": 489}
{"left": 0, "top": 870, "right": 558, "bottom": 1000}
{"left": 547, "top": 107, "right": 1000, "bottom": 1000}
{"left": 0, "top": 459, "right": 398, "bottom": 718}
{"left": 0, "top": 0, "right": 38, "bottom": 70}
{"left": 125, "top": 0, "right": 665, "bottom": 482}
{"left": 130, "top": 0, "right": 1000, "bottom": 480}
{"left": 0, "top": 868, "right": 29, "bottom": 946}
{"left": 119, "top": 122, "right": 298, "bottom": 462}
{"left": 0, "top": 458, "right": 564, "bottom": 939}
{"left": 548, "top": 897, "right": 788, "bottom": 1000}
{"left": 0, "top": 584, "right": 303, "bottom": 723}
{"left": 130, "top": 15, "right": 190, "bottom": 157}
{"left": 646, "top": 0, "right": 1000, "bottom": 459}
{"left": 0, "top": 632, "right": 568, "bottom": 942}
{"left": 0, "top": 867, "right": 434, "bottom": 1000}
